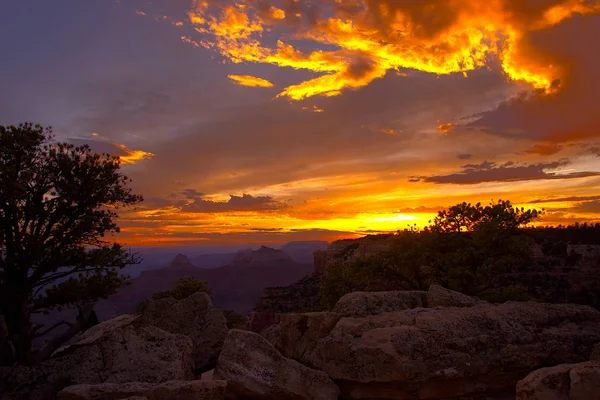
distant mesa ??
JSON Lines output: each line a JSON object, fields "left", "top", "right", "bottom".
{"left": 98, "top": 244, "right": 314, "bottom": 317}
{"left": 231, "top": 246, "right": 291, "bottom": 266}
{"left": 168, "top": 254, "right": 197, "bottom": 269}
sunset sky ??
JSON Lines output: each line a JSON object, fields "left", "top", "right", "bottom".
{"left": 2, "top": 0, "right": 600, "bottom": 246}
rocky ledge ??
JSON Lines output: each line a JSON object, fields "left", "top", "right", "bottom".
{"left": 2, "top": 285, "right": 599, "bottom": 400}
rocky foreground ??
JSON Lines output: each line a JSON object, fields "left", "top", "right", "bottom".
{"left": 1, "top": 286, "right": 599, "bottom": 400}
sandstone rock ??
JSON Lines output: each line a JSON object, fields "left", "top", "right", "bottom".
{"left": 289, "top": 302, "right": 600, "bottom": 399}
{"left": 247, "top": 311, "right": 281, "bottom": 333}
{"left": 333, "top": 290, "right": 427, "bottom": 317}
{"left": 427, "top": 284, "right": 482, "bottom": 308}
{"left": 1, "top": 316, "right": 194, "bottom": 400}
{"left": 52, "top": 314, "right": 194, "bottom": 384}
{"left": 201, "top": 369, "right": 214, "bottom": 381}
{"left": 516, "top": 364, "right": 571, "bottom": 400}
{"left": 58, "top": 380, "right": 227, "bottom": 400}
{"left": 214, "top": 329, "right": 339, "bottom": 400}
{"left": 261, "top": 312, "right": 341, "bottom": 362}
{"left": 569, "top": 362, "right": 600, "bottom": 400}
{"left": 516, "top": 361, "right": 600, "bottom": 400}
{"left": 590, "top": 343, "right": 600, "bottom": 361}
{"left": 138, "top": 292, "right": 228, "bottom": 371}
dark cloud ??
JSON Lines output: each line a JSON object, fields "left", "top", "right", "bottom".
{"left": 182, "top": 194, "right": 288, "bottom": 213}
{"left": 528, "top": 195, "right": 600, "bottom": 204}
{"left": 525, "top": 143, "right": 563, "bottom": 156}
{"left": 124, "top": 65, "right": 511, "bottom": 198}
{"left": 395, "top": 206, "right": 443, "bottom": 213}
{"left": 456, "top": 15, "right": 600, "bottom": 144}
{"left": 181, "top": 189, "right": 204, "bottom": 199}
{"left": 414, "top": 160, "right": 600, "bottom": 185}
{"left": 67, "top": 138, "right": 128, "bottom": 157}
{"left": 572, "top": 201, "right": 600, "bottom": 214}
{"left": 457, "top": 154, "right": 472, "bottom": 160}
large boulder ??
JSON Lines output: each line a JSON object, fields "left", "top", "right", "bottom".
{"left": 52, "top": 314, "right": 194, "bottom": 383}
{"left": 516, "top": 361, "right": 600, "bottom": 400}
{"left": 590, "top": 343, "right": 600, "bottom": 361}
{"left": 58, "top": 380, "right": 227, "bottom": 400}
{"left": 427, "top": 285, "right": 482, "bottom": 308}
{"left": 333, "top": 290, "right": 427, "bottom": 317}
{"left": 1, "top": 315, "right": 194, "bottom": 400}
{"left": 138, "top": 292, "right": 228, "bottom": 371}
{"left": 261, "top": 312, "right": 341, "bottom": 360}
{"left": 247, "top": 311, "right": 281, "bottom": 333}
{"left": 214, "top": 329, "right": 339, "bottom": 400}
{"left": 287, "top": 302, "right": 600, "bottom": 399}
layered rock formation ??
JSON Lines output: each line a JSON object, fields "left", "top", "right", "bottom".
{"left": 214, "top": 329, "right": 339, "bottom": 400}
{"left": 138, "top": 292, "right": 228, "bottom": 371}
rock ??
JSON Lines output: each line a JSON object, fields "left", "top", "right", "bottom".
{"left": 247, "top": 311, "right": 281, "bottom": 333}
{"left": 58, "top": 380, "right": 227, "bottom": 400}
{"left": 291, "top": 301, "right": 600, "bottom": 399}
{"left": 50, "top": 314, "right": 194, "bottom": 383}
{"left": 569, "top": 362, "right": 600, "bottom": 400}
{"left": 261, "top": 312, "right": 341, "bottom": 362}
{"left": 138, "top": 292, "right": 228, "bottom": 371}
{"left": 51, "top": 314, "right": 194, "bottom": 384}
{"left": 516, "top": 364, "right": 572, "bottom": 400}
{"left": 590, "top": 343, "right": 600, "bottom": 361}
{"left": 252, "top": 275, "right": 321, "bottom": 316}
{"left": 214, "top": 329, "right": 339, "bottom": 400}
{"left": 333, "top": 290, "right": 427, "bottom": 317}
{"left": 516, "top": 361, "right": 600, "bottom": 400}
{"left": 1, "top": 315, "right": 194, "bottom": 399}
{"left": 201, "top": 369, "right": 215, "bottom": 381}
{"left": 427, "top": 284, "right": 482, "bottom": 307}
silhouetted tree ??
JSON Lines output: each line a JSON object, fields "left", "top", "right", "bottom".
{"left": 426, "top": 200, "right": 543, "bottom": 295}
{"left": 318, "top": 200, "right": 544, "bottom": 307}
{"left": 0, "top": 123, "right": 142, "bottom": 365}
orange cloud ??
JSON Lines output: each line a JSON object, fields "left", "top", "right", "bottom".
{"left": 437, "top": 123, "right": 455, "bottom": 134}
{"left": 227, "top": 74, "right": 274, "bottom": 87}
{"left": 183, "top": 0, "right": 600, "bottom": 100}
{"left": 526, "top": 143, "right": 563, "bottom": 156}
{"left": 115, "top": 144, "right": 155, "bottom": 165}
{"left": 68, "top": 136, "right": 155, "bottom": 166}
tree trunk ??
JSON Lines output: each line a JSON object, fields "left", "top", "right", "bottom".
{"left": 2, "top": 298, "right": 33, "bottom": 365}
